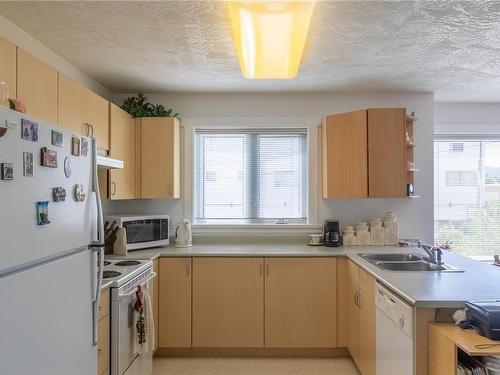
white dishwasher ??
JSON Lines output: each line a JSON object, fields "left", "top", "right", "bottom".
{"left": 375, "top": 283, "right": 414, "bottom": 375}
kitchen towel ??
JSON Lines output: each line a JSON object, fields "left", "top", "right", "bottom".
{"left": 132, "top": 284, "right": 155, "bottom": 354}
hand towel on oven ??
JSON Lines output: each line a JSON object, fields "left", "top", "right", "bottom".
{"left": 132, "top": 284, "right": 155, "bottom": 354}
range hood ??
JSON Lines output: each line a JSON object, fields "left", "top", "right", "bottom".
{"left": 96, "top": 155, "right": 124, "bottom": 170}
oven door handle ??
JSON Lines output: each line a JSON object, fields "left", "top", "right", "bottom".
{"left": 118, "top": 272, "right": 157, "bottom": 300}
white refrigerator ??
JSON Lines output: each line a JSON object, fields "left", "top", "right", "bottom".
{"left": 0, "top": 106, "right": 105, "bottom": 374}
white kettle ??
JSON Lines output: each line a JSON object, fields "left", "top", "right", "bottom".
{"left": 175, "top": 219, "right": 192, "bottom": 248}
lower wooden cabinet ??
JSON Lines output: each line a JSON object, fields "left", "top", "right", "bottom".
{"left": 158, "top": 258, "right": 192, "bottom": 348}
{"left": 339, "top": 259, "right": 376, "bottom": 375}
{"left": 265, "top": 258, "right": 337, "bottom": 348}
{"left": 97, "top": 289, "right": 110, "bottom": 375}
{"left": 192, "top": 258, "right": 264, "bottom": 347}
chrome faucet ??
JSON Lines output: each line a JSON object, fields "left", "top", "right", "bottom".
{"left": 417, "top": 240, "right": 443, "bottom": 265}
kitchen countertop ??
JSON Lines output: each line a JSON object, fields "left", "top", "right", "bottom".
{"left": 106, "top": 243, "right": 500, "bottom": 308}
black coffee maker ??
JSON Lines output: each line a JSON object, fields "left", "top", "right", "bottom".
{"left": 324, "top": 219, "right": 340, "bottom": 247}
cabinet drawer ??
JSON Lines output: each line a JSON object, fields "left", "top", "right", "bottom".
{"left": 98, "top": 288, "right": 110, "bottom": 321}
{"left": 97, "top": 315, "right": 110, "bottom": 375}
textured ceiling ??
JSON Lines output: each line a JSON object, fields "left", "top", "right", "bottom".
{"left": 1, "top": 1, "right": 500, "bottom": 101}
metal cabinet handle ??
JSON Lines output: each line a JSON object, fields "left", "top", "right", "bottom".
{"left": 84, "top": 123, "right": 94, "bottom": 138}
{"left": 354, "top": 291, "right": 361, "bottom": 307}
{"left": 111, "top": 182, "right": 116, "bottom": 196}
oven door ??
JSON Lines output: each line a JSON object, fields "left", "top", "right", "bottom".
{"left": 123, "top": 219, "right": 169, "bottom": 250}
{"left": 112, "top": 273, "right": 156, "bottom": 375}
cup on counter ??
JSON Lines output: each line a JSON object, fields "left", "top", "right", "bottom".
{"left": 308, "top": 234, "right": 323, "bottom": 246}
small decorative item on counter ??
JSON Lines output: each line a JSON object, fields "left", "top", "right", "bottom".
{"left": 383, "top": 211, "right": 399, "bottom": 246}
{"left": 51, "top": 130, "right": 63, "bottom": 147}
{"left": 36, "top": 201, "right": 50, "bottom": 225}
{"left": 40, "top": 147, "right": 58, "bottom": 168}
{"left": 21, "top": 119, "right": 38, "bottom": 142}
{"left": 113, "top": 228, "right": 128, "bottom": 256}
{"left": 74, "top": 184, "right": 86, "bottom": 202}
{"left": 52, "top": 187, "right": 66, "bottom": 202}
{"left": 71, "top": 136, "right": 80, "bottom": 156}
{"left": 307, "top": 233, "right": 323, "bottom": 246}
{"left": 343, "top": 226, "right": 356, "bottom": 246}
{"left": 369, "top": 218, "right": 384, "bottom": 246}
{"left": 1, "top": 162, "right": 14, "bottom": 180}
{"left": 23, "top": 152, "right": 34, "bottom": 177}
{"left": 356, "top": 222, "right": 370, "bottom": 246}
{"left": 64, "top": 157, "right": 72, "bottom": 178}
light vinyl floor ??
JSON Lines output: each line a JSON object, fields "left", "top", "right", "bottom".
{"left": 153, "top": 357, "right": 360, "bottom": 375}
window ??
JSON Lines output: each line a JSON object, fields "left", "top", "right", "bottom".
{"left": 434, "top": 139, "right": 500, "bottom": 257}
{"left": 194, "top": 129, "right": 308, "bottom": 224}
{"left": 449, "top": 143, "right": 464, "bottom": 152}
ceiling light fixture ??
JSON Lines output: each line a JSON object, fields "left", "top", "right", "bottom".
{"left": 228, "top": 1, "right": 315, "bottom": 79}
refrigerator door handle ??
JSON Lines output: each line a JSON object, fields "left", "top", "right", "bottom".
{"left": 91, "top": 138, "right": 105, "bottom": 246}
{"left": 92, "top": 246, "right": 104, "bottom": 347}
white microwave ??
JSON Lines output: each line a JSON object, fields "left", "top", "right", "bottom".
{"left": 104, "top": 215, "right": 169, "bottom": 250}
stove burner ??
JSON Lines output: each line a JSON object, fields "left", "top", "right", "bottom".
{"left": 103, "top": 270, "right": 122, "bottom": 279}
{"left": 114, "top": 260, "right": 141, "bottom": 267}
{"left": 104, "top": 261, "right": 111, "bottom": 266}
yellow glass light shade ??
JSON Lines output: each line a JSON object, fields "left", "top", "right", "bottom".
{"left": 228, "top": 1, "right": 315, "bottom": 79}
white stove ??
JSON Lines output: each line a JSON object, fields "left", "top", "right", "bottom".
{"left": 103, "top": 259, "right": 153, "bottom": 288}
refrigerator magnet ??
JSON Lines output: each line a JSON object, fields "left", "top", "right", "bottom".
{"left": 51, "top": 130, "right": 63, "bottom": 147}
{"left": 21, "top": 119, "right": 38, "bottom": 142}
{"left": 64, "top": 157, "right": 72, "bottom": 178}
{"left": 74, "top": 184, "right": 86, "bottom": 202}
{"left": 40, "top": 147, "right": 58, "bottom": 168}
{"left": 81, "top": 138, "right": 89, "bottom": 157}
{"left": 52, "top": 187, "right": 66, "bottom": 202}
{"left": 36, "top": 201, "right": 50, "bottom": 225}
{"left": 1, "top": 162, "right": 14, "bottom": 180}
{"left": 23, "top": 152, "right": 34, "bottom": 177}
{"left": 71, "top": 136, "right": 80, "bottom": 156}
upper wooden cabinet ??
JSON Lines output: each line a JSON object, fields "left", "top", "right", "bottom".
{"left": 192, "top": 258, "right": 264, "bottom": 347}
{"left": 323, "top": 107, "right": 415, "bottom": 199}
{"left": 137, "top": 117, "right": 181, "bottom": 199}
{"left": 58, "top": 73, "right": 109, "bottom": 150}
{"left": 17, "top": 49, "right": 58, "bottom": 124}
{"left": 265, "top": 257, "right": 337, "bottom": 348}
{"left": 0, "top": 36, "right": 16, "bottom": 103}
{"left": 109, "top": 103, "right": 136, "bottom": 199}
{"left": 322, "top": 110, "right": 368, "bottom": 199}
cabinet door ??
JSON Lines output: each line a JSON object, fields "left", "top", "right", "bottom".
{"left": 58, "top": 73, "right": 86, "bottom": 134}
{"left": 158, "top": 258, "right": 191, "bottom": 348}
{"left": 192, "top": 258, "right": 264, "bottom": 347}
{"left": 346, "top": 260, "right": 360, "bottom": 364}
{"left": 97, "top": 315, "right": 110, "bottom": 375}
{"left": 17, "top": 49, "right": 58, "bottom": 124}
{"left": 428, "top": 325, "right": 456, "bottom": 375}
{"left": 152, "top": 259, "right": 159, "bottom": 352}
{"left": 265, "top": 258, "right": 337, "bottom": 348}
{"left": 368, "top": 108, "right": 406, "bottom": 197}
{"left": 109, "top": 103, "right": 136, "bottom": 199}
{"left": 322, "top": 110, "right": 368, "bottom": 199}
{"left": 85, "top": 89, "right": 109, "bottom": 150}
{"left": 358, "top": 275, "right": 376, "bottom": 375}
{"left": 139, "top": 117, "right": 180, "bottom": 199}
{"left": 0, "top": 36, "right": 16, "bottom": 103}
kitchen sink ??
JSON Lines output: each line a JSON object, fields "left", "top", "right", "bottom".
{"left": 358, "top": 253, "right": 464, "bottom": 272}
{"left": 359, "top": 253, "right": 423, "bottom": 262}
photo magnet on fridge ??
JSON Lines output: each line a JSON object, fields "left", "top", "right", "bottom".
{"left": 21, "top": 119, "right": 38, "bottom": 142}
{"left": 1, "top": 162, "right": 14, "bottom": 180}
{"left": 81, "top": 138, "right": 89, "bottom": 157}
{"left": 23, "top": 152, "right": 34, "bottom": 176}
{"left": 51, "top": 130, "right": 63, "bottom": 147}
{"left": 36, "top": 201, "right": 50, "bottom": 225}
{"left": 71, "top": 136, "right": 80, "bottom": 156}
{"left": 52, "top": 187, "right": 66, "bottom": 202}
{"left": 40, "top": 147, "right": 58, "bottom": 168}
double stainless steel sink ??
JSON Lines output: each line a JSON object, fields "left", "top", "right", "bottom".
{"left": 358, "top": 253, "right": 464, "bottom": 272}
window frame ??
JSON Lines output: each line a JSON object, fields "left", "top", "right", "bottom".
{"left": 182, "top": 117, "right": 321, "bottom": 234}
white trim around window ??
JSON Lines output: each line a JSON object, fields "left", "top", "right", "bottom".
{"left": 181, "top": 117, "right": 322, "bottom": 235}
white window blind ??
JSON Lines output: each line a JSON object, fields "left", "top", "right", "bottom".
{"left": 434, "top": 138, "right": 500, "bottom": 257}
{"left": 194, "top": 129, "right": 308, "bottom": 224}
